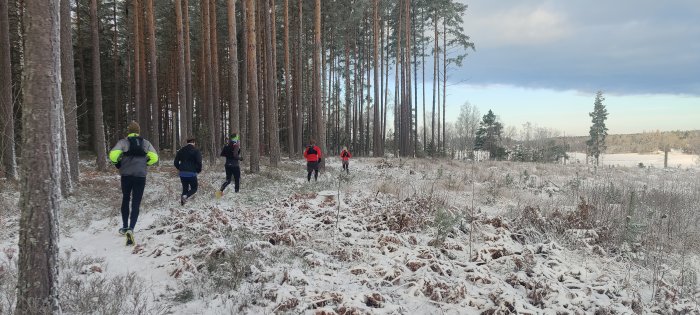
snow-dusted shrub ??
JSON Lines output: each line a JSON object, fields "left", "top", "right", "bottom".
{"left": 0, "top": 248, "right": 17, "bottom": 314}
{"left": 59, "top": 252, "right": 168, "bottom": 314}
{"left": 201, "top": 227, "right": 261, "bottom": 292}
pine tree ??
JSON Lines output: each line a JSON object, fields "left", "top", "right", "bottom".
{"left": 586, "top": 91, "right": 608, "bottom": 166}
{"left": 0, "top": 0, "right": 17, "bottom": 180}
{"left": 474, "top": 109, "right": 504, "bottom": 160}
{"left": 16, "top": 0, "right": 62, "bottom": 312}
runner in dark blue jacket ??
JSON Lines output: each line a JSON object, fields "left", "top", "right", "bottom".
{"left": 174, "top": 138, "right": 202, "bottom": 205}
{"left": 217, "top": 133, "right": 242, "bottom": 197}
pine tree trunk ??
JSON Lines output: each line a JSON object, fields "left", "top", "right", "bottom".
{"left": 421, "top": 7, "right": 425, "bottom": 153}
{"left": 239, "top": 0, "right": 248, "bottom": 156}
{"left": 112, "top": 0, "right": 121, "bottom": 144}
{"left": 133, "top": 0, "right": 142, "bottom": 131}
{"left": 202, "top": 0, "right": 214, "bottom": 162}
{"left": 175, "top": 0, "right": 187, "bottom": 143}
{"left": 442, "top": 18, "right": 446, "bottom": 155}
{"left": 60, "top": 0, "right": 78, "bottom": 191}
{"left": 210, "top": 0, "right": 221, "bottom": 146}
{"left": 183, "top": 0, "right": 193, "bottom": 139}
{"left": 403, "top": 0, "right": 411, "bottom": 157}
{"left": 146, "top": 0, "right": 159, "bottom": 149}
{"left": 91, "top": 0, "right": 107, "bottom": 171}
{"left": 138, "top": 0, "right": 148, "bottom": 137}
{"left": 16, "top": 0, "right": 61, "bottom": 312}
{"left": 313, "top": 0, "right": 325, "bottom": 162}
{"left": 263, "top": 0, "right": 280, "bottom": 166}
{"left": 283, "top": 0, "right": 293, "bottom": 158}
{"left": 0, "top": 0, "right": 17, "bottom": 180}
{"left": 295, "top": 0, "right": 303, "bottom": 154}
{"left": 227, "top": 0, "right": 239, "bottom": 135}
{"left": 372, "top": 0, "right": 381, "bottom": 157}
{"left": 394, "top": 5, "right": 402, "bottom": 156}
{"left": 245, "top": 0, "right": 260, "bottom": 172}
{"left": 432, "top": 12, "right": 437, "bottom": 154}
{"left": 344, "top": 38, "right": 351, "bottom": 151}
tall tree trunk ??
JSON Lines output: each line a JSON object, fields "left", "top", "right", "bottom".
{"left": 60, "top": 0, "right": 78, "bottom": 190}
{"left": 239, "top": 0, "right": 248, "bottom": 156}
{"left": 78, "top": 1, "right": 91, "bottom": 148}
{"left": 372, "top": 0, "right": 381, "bottom": 157}
{"left": 146, "top": 0, "right": 159, "bottom": 149}
{"left": 202, "top": 0, "right": 214, "bottom": 162}
{"left": 16, "top": 0, "right": 61, "bottom": 312}
{"left": 442, "top": 18, "right": 447, "bottom": 155}
{"left": 91, "top": 0, "right": 107, "bottom": 171}
{"left": 133, "top": 0, "right": 142, "bottom": 133}
{"left": 403, "top": 0, "right": 411, "bottom": 157}
{"left": 138, "top": 0, "right": 148, "bottom": 137}
{"left": 184, "top": 0, "right": 193, "bottom": 139}
{"left": 175, "top": 0, "right": 186, "bottom": 143}
{"left": 263, "top": 0, "right": 280, "bottom": 166}
{"left": 283, "top": 0, "right": 293, "bottom": 158}
{"left": 245, "top": 0, "right": 260, "bottom": 172}
{"left": 344, "top": 38, "right": 351, "bottom": 151}
{"left": 421, "top": 6, "right": 426, "bottom": 153}
{"left": 394, "top": 4, "right": 402, "bottom": 156}
{"left": 313, "top": 0, "right": 325, "bottom": 163}
{"left": 412, "top": 5, "right": 417, "bottom": 156}
{"left": 210, "top": 0, "right": 221, "bottom": 146}
{"left": 0, "top": 0, "right": 17, "bottom": 180}
{"left": 432, "top": 13, "right": 437, "bottom": 154}
{"left": 227, "top": 0, "right": 239, "bottom": 135}
{"left": 294, "top": 0, "right": 303, "bottom": 155}
{"left": 112, "top": 0, "right": 121, "bottom": 144}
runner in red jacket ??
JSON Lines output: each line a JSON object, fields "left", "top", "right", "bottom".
{"left": 303, "top": 139, "right": 322, "bottom": 181}
{"left": 340, "top": 146, "right": 352, "bottom": 174}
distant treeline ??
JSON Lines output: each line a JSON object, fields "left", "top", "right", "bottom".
{"left": 562, "top": 130, "right": 700, "bottom": 154}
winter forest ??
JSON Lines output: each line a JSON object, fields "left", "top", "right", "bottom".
{"left": 1, "top": 0, "right": 700, "bottom": 314}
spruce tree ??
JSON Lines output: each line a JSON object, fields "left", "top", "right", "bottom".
{"left": 586, "top": 91, "right": 608, "bottom": 166}
{"left": 474, "top": 109, "right": 504, "bottom": 160}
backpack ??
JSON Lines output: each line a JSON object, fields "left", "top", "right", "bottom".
{"left": 124, "top": 137, "right": 147, "bottom": 157}
{"left": 307, "top": 146, "right": 318, "bottom": 155}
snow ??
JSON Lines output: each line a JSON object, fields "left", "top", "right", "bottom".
{"left": 1, "top": 156, "right": 699, "bottom": 314}
{"left": 568, "top": 151, "right": 700, "bottom": 169}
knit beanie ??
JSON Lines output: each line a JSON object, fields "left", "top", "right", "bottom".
{"left": 127, "top": 121, "right": 141, "bottom": 135}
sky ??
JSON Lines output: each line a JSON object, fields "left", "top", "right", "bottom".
{"left": 437, "top": 0, "right": 700, "bottom": 136}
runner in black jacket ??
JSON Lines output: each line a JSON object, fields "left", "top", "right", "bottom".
{"left": 217, "top": 134, "right": 243, "bottom": 197}
{"left": 174, "top": 138, "right": 202, "bottom": 205}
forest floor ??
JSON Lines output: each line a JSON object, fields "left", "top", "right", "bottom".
{"left": 1, "top": 155, "right": 699, "bottom": 314}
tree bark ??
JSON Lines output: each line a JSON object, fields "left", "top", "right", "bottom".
{"left": 133, "top": 0, "right": 142, "bottom": 133}
{"left": 0, "top": 0, "right": 17, "bottom": 180}
{"left": 263, "top": 0, "right": 280, "bottom": 166}
{"left": 372, "top": 0, "right": 381, "bottom": 157}
{"left": 442, "top": 17, "right": 447, "bottom": 155}
{"left": 175, "top": 0, "right": 187, "bottom": 143}
{"left": 184, "top": 0, "right": 193, "bottom": 139}
{"left": 90, "top": 0, "right": 107, "bottom": 171}
{"left": 227, "top": 0, "right": 239, "bottom": 135}
{"left": 313, "top": 0, "right": 325, "bottom": 163}
{"left": 146, "top": 0, "right": 159, "bottom": 149}
{"left": 60, "top": 0, "right": 78, "bottom": 192}
{"left": 202, "top": 0, "right": 214, "bottom": 161}
{"left": 245, "top": 0, "right": 260, "bottom": 172}
{"left": 15, "top": 0, "right": 61, "bottom": 313}
{"left": 210, "top": 0, "right": 222, "bottom": 146}
{"left": 283, "top": 0, "right": 293, "bottom": 158}
{"left": 432, "top": 11, "right": 437, "bottom": 153}
{"left": 239, "top": 0, "right": 248, "bottom": 156}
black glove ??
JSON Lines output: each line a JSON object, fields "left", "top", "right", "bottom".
{"left": 115, "top": 161, "right": 122, "bottom": 169}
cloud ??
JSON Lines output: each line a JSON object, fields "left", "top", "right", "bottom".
{"left": 452, "top": 0, "right": 700, "bottom": 95}
{"left": 469, "top": 7, "right": 571, "bottom": 46}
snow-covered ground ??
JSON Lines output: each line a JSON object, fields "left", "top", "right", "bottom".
{"left": 1, "top": 157, "right": 699, "bottom": 314}
{"left": 568, "top": 151, "right": 700, "bottom": 169}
